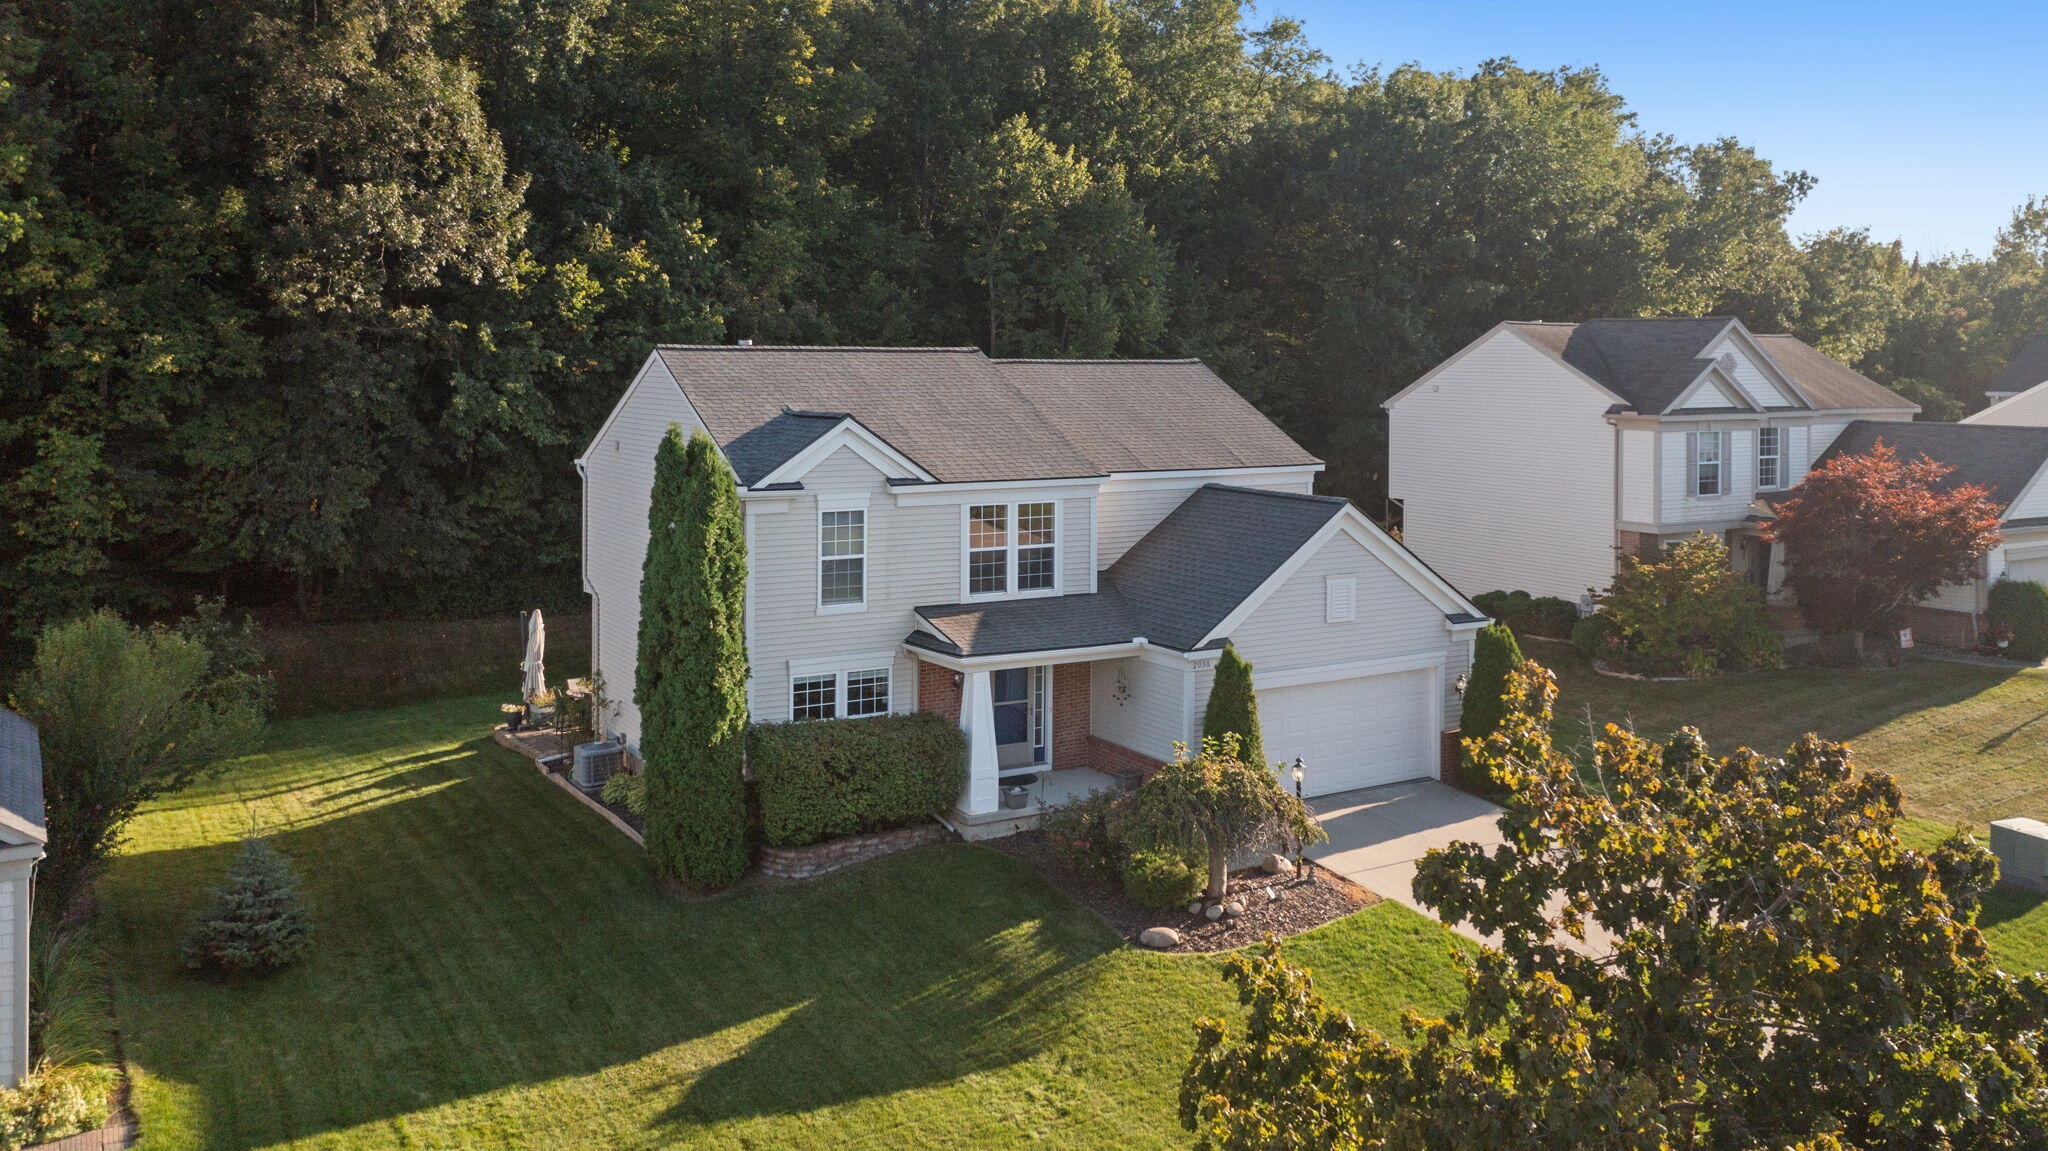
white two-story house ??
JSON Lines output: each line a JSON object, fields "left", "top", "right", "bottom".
{"left": 1384, "top": 317, "right": 1919, "bottom": 605}
{"left": 580, "top": 346, "right": 1486, "bottom": 830}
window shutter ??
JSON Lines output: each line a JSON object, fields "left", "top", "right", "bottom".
{"left": 1686, "top": 432, "right": 1699, "bottom": 496}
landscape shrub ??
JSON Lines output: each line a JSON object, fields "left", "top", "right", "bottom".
{"left": 1459, "top": 624, "right": 1523, "bottom": 749}
{"left": 1122, "top": 737, "right": 1323, "bottom": 900}
{"left": 0, "top": 1064, "right": 117, "bottom": 1150}
{"left": 1987, "top": 577, "right": 2048, "bottom": 661}
{"left": 599, "top": 771, "right": 647, "bottom": 815}
{"left": 1471, "top": 590, "right": 1579, "bottom": 638}
{"left": 1589, "top": 534, "right": 1782, "bottom": 677}
{"left": 1120, "top": 846, "right": 1204, "bottom": 910}
{"left": 184, "top": 838, "right": 312, "bottom": 976}
{"left": 1570, "top": 612, "right": 1615, "bottom": 659}
{"left": 1200, "top": 645, "right": 1265, "bottom": 767}
{"left": 1043, "top": 790, "right": 1129, "bottom": 883}
{"left": 751, "top": 712, "right": 966, "bottom": 847}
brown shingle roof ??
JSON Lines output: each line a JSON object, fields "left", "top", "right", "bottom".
{"left": 650, "top": 346, "right": 1319, "bottom": 486}
{"left": 1502, "top": 319, "right": 1916, "bottom": 414}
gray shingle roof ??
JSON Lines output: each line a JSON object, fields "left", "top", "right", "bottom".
{"left": 1988, "top": 335, "right": 2048, "bottom": 396}
{"left": 0, "top": 710, "right": 48, "bottom": 846}
{"left": 650, "top": 346, "right": 1319, "bottom": 485}
{"left": 1811, "top": 420, "right": 2048, "bottom": 511}
{"left": 1503, "top": 319, "right": 1915, "bottom": 414}
{"left": 911, "top": 485, "right": 1347, "bottom": 657}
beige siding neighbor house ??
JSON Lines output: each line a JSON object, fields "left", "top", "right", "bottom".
{"left": 1963, "top": 335, "right": 2048, "bottom": 426}
{"left": 580, "top": 346, "right": 1486, "bottom": 831}
{"left": 1385, "top": 317, "right": 1919, "bottom": 605}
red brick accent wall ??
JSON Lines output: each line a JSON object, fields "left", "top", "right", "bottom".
{"left": 916, "top": 660, "right": 960, "bottom": 722}
{"left": 1615, "top": 531, "right": 1662, "bottom": 563}
{"left": 1899, "top": 605, "right": 1979, "bottom": 649}
{"left": 1088, "top": 736, "right": 1162, "bottom": 781}
{"left": 1052, "top": 663, "right": 1092, "bottom": 771}
{"left": 1439, "top": 730, "right": 1460, "bottom": 781}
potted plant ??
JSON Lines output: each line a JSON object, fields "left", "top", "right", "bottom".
{"left": 525, "top": 689, "right": 557, "bottom": 728}
{"left": 500, "top": 701, "right": 525, "bottom": 731}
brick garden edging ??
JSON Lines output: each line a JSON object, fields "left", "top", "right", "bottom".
{"left": 759, "top": 824, "right": 953, "bottom": 880}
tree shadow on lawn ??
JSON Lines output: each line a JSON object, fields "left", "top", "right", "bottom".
{"left": 100, "top": 735, "right": 1122, "bottom": 1149}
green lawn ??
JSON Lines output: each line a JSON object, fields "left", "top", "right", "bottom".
{"left": 1539, "top": 642, "right": 2048, "bottom": 973}
{"left": 100, "top": 695, "right": 1469, "bottom": 1151}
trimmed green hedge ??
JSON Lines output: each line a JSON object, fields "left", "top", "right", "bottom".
{"left": 1988, "top": 577, "right": 2048, "bottom": 661}
{"left": 751, "top": 712, "right": 967, "bottom": 847}
{"left": 1471, "top": 590, "right": 1580, "bottom": 638}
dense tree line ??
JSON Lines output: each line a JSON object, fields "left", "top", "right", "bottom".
{"left": 3, "top": 0, "right": 2044, "bottom": 645}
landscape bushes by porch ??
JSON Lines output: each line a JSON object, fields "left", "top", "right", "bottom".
{"left": 1470, "top": 590, "right": 1579, "bottom": 639}
{"left": 1988, "top": 577, "right": 2048, "bottom": 661}
{"left": 751, "top": 713, "right": 966, "bottom": 847}
{"left": 1120, "top": 847, "right": 1204, "bottom": 910}
{"left": 1582, "top": 534, "right": 1782, "bottom": 677}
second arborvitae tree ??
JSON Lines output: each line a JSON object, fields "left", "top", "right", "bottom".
{"left": 636, "top": 425, "right": 751, "bottom": 888}
{"left": 1459, "top": 622, "right": 1524, "bottom": 754}
{"left": 1200, "top": 645, "right": 1265, "bottom": 769}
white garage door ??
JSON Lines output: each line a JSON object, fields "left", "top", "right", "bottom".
{"left": 1259, "top": 668, "right": 1437, "bottom": 797}
{"left": 2007, "top": 553, "right": 2048, "bottom": 585}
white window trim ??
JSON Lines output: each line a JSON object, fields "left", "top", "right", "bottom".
{"left": 960, "top": 500, "right": 1063, "bottom": 602}
{"left": 1692, "top": 430, "right": 1723, "bottom": 498}
{"left": 787, "top": 653, "right": 897, "bottom": 720}
{"left": 817, "top": 493, "right": 871, "bottom": 615}
{"left": 1756, "top": 426, "right": 1783, "bottom": 491}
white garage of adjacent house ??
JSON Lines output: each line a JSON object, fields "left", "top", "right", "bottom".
{"left": 0, "top": 710, "right": 47, "bottom": 1089}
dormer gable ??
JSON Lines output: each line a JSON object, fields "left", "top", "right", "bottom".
{"left": 1669, "top": 363, "right": 1758, "bottom": 412}
{"left": 747, "top": 413, "right": 937, "bottom": 489}
{"left": 1682, "top": 321, "right": 1810, "bottom": 412}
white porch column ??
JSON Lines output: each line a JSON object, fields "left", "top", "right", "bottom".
{"left": 959, "top": 669, "right": 1001, "bottom": 815}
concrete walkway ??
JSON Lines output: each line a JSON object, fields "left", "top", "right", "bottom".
{"left": 1307, "top": 779, "right": 1611, "bottom": 955}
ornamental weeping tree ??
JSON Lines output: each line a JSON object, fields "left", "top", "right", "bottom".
{"left": 636, "top": 425, "right": 750, "bottom": 888}
{"left": 1765, "top": 440, "right": 2002, "bottom": 662}
{"left": 1183, "top": 662, "right": 2048, "bottom": 1149}
{"left": 1126, "top": 737, "right": 1322, "bottom": 901}
{"left": 1200, "top": 645, "right": 1265, "bottom": 769}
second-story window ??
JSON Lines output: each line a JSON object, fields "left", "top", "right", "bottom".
{"left": 967, "top": 501, "right": 1058, "bottom": 597}
{"left": 820, "top": 508, "right": 866, "bottom": 608}
{"left": 1756, "top": 427, "right": 1782, "bottom": 490}
{"left": 1693, "top": 431, "right": 1723, "bottom": 497}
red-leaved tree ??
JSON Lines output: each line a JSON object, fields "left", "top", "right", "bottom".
{"left": 1764, "top": 440, "right": 2001, "bottom": 659}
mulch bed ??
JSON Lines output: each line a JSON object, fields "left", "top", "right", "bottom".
{"left": 986, "top": 830, "right": 1378, "bottom": 953}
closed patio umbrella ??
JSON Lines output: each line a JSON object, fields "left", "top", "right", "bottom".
{"left": 521, "top": 609, "right": 547, "bottom": 701}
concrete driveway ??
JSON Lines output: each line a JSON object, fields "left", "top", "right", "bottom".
{"left": 1306, "top": 779, "right": 1506, "bottom": 934}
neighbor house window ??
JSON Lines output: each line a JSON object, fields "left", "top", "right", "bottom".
{"left": 819, "top": 507, "right": 866, "bottom": 608}
{"left": 791, "top": 665, "right": 891, "bottom": 720}
{"left": 1756, "top": 427, "right": 1782, "bottom": 490}
{"left": 1692, "top": 431, "right": 1722, "bottom": 497}
{"left": 966, "top": 501, "right": 1058, "bottom": 597}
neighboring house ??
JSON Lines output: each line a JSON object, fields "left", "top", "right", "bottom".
{"left": 1384, "top": 317, "right": 1918, "bottom": 603}
{"left": 1963, "top": 335, "right": 2048, "bottom": 425}
{"left": 0, "top": 711, "right": 46, "bottom": 1089}
{"left": 1769, "top": 420, "right": 2048, "bottom": 646}
{"left": 579, "top": 346, "right": 1486, "bottom": 827}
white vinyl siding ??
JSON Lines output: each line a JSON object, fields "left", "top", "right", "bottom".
{"left": 1386, "top": 330, "right": 1618, "bottom": 601}
{"left": 1700, "top": 337, "right": 1797, "bottom": 408}
{"left": 1221, "top": 530, "right": 1468, "bottom": 731}
{"left": 1090, "top": 654, "right": 1191, "bottom": 762}
{"left": 1660, "top": 427, "right": 1753, "bottom": 525}
{"left": 581, "top": 356, "right": 707, "bottom": 748}
{"left": 1618, "top": 426, "right": 1656, "bottom": 523}
{"left": 2001, "top": 467, "right": 2048, "bottom": 521}
{"left": 1966, "top": 384, "right": 2048, "bottom": 427}
{"left": 1094, "top": 472, "right": 1316, "bottom": 568}
{"left": 1674, "top": 375, "right": 1747, "bottom": 410}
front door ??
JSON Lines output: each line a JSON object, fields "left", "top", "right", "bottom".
{"left": 992, "top": 666, "right": 1047, "bottom": 773}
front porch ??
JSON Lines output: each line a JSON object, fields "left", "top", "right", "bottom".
{"left": 907, "top": 646, "right": 1171, "bottom": 839}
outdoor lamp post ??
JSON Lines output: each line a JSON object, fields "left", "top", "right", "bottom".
{"left": 1453, "top": 672, "right": 1469, "bottom": 697}
{"left": 1292, "top": 757, "right": 1313, "bottom": 882}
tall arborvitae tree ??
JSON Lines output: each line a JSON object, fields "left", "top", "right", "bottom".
{"left": 1459, "top": 622, "right": 1524, "bottom": 753}
{"left": 1200, "top": 644, "right": 1264, "bottom": 769}
{"left": 636, "top": 425, "right": 750, "bottom": 887}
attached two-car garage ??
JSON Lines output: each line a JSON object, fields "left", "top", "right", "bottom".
{"left": 1257, "top": 666, "right": 1441, "bottom": 798}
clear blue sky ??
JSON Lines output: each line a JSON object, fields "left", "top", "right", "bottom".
{"left": 1262, "top": 1, "right": 2047, "bottom": 259}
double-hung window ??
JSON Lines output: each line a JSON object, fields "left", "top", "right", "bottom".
{"left": 1692, "top": 431, "right": 1723, "bottom": 497}
{"left": 791, "top": 662, "right": 892, "bottom": 720}
{"left": 966, "top": 501, "right": 1058, "bottom": 597}
{"left": 1755, "top": 427, "right": 1782, "bottom": 490}
{"left": 818, "top": 498, "right": 867, "bottom": 611}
